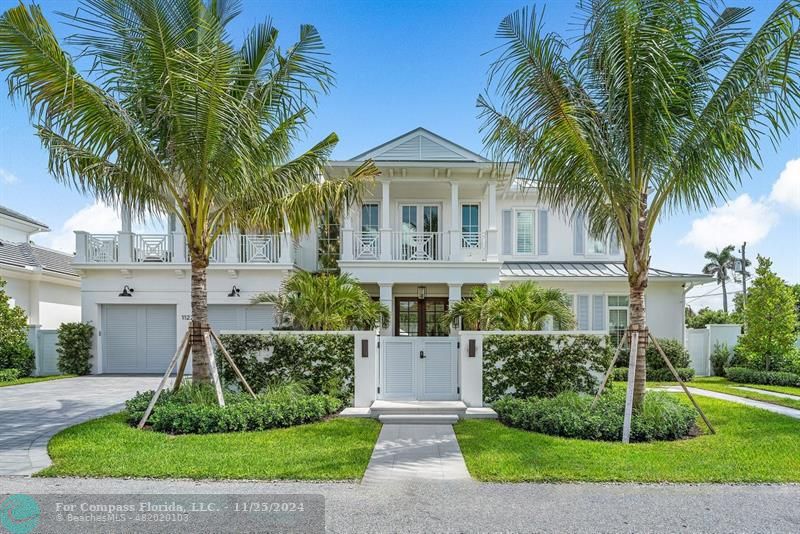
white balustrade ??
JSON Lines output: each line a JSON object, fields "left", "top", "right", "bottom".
{"left": 85, "top": 234, "right": 118, "bottom": 263}
{"left": 134, "top": 234, "right": 170, "bottom": 262}
{"left": 391, "top": 231, "right": 445, "bottom": 261}
{"left": 354, "top": 232, "right": 380, "bottom": 259}
{"left": 241, "top": 234, "right": 280, "bottom": 263}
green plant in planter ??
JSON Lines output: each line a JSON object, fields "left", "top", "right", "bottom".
{"left": 56, "top": 322, "right": 94, "bottom": 375}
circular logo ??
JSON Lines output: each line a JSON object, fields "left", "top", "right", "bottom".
{"left": 0, "top": 494, "right": 40, "bottom": 534}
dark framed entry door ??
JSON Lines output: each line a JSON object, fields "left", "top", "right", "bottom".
{"left": 395, "top": 297, "right": 449, "bottom": 337}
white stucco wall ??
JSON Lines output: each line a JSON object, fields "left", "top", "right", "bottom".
{"left": 80, "top": 266, "right": 290, "bottom": 373}
{"left": 0, "top": 271, "right": 80, "bottom": 329}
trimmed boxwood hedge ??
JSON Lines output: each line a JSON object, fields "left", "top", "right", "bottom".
{"left": 482, "top": 334, "right": 612, "bottom": 402}
{"left": 125, "top": 388, "right": 342, "bottom": 434}
{"left": 725, "top": 366, "right": 800, "bottom": 387}
{"left": 494, "top": 390, "right": 697, "bottom": 442}
{"left": 612, "top": 367, "right": 695, "bottom": 382}
{"left": 217, "top": 333, "right": 354, "bottom": 401}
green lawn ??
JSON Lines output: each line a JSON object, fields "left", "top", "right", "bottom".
{"left": 0, "top": 374, "right": 75, "bottom": 387}
{"left": 455, "top": 396, "right": 800, "bottom": 482}
{"left": 38, "top": 413, "right": 381, "bottom": 480}
{"left": 667, "top": 377, "right": 800, "bottom": 411}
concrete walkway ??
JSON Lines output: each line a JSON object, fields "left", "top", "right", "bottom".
{"left": 362, "top": 424, "right": 472, "bottom": 484}
{"left": 734, "top": 386, "right": 800, "bottom": 400}
{"left": 0, "top": 375, "right": 161, "bottom": 475}
{"left": 661, "top": 386, "right": 800, "bottom": 419}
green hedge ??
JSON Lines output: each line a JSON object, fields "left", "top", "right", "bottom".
{"left": 57, "top": 322, "right": 94, "bottom": 375}
{"left": 494, "top": 390, "right": 697, "bottom": 442}
{"left": 217, "top": 333, "right": 354, "bottom": 401}
{"left": 612, "top": 367, "right": 695, "bottom": 382}
{"left": 724, "top": 366, "right": 800, "bottom": 387}
{"left": 0, "top": 368, "right": 20, "bottom": 382}
{"left": 482, "top": 334, "right": 612, "bottom": 402}
{"left": 615, "top": 338, "right": 690, "bottom": 371}
{"left": 125, "top": 387, "right": 342, "bottom": 434}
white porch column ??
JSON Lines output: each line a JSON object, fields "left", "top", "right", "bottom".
{"left": 74, "top": 231, "right": 88, "bottom": 263}
{"left": 485, "top": 181, "right": 498, "bottom": 261}
{"left": 379, "top": 282, "right": 393, "bottom": 336}
{"left": 459, "top": 331, "right": 484, "bottom": 407}
{"left": 120, "top": 205, "right": 132, "bottom": 233}
{"left": 118, "top": 205, "right": 133, "bottom": 263}
{"left": 449, "top": 181, "right": 460, "bottom": 261}
{"left": 172, "top": 232, "right": 187, "bottom": 263}
{"left": 448, "top": 283, "right": 462, "bottom": 334}
{"left": 279, "top": 215, "right": 293, "bottom": 264}
{"left": 341, "top": 201, "right": 354, "bottom": 261}
{"left": 379, "top": 181, "right": 391, "bottom": 260}
{"left": 224, "top": 232, "right": 239, "bottom": 263}
{"left": 27, "top": 273, "right": 41, "bottom": 326}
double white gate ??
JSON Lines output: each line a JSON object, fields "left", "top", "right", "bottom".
{"left": 378, "top": 336, "right": 458, "bottom": 400}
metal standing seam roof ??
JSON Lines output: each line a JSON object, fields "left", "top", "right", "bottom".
{"left": 500, "top": 261, "right": 709, "bottom": 280}
{"left": 0, "top": 239, "right": 78, "bottom": 277}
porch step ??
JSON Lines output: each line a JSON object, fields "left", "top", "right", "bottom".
{"left": 369, "top": 400, "right": 468, "bottom": 417}
{"left": 378, "top": 414, "right": 460, "bottom": 425}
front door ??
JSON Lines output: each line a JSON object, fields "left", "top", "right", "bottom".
{"left": 379, "top": 336, "right": 458, "bottom": 400}
{"left": 395, "top": 297, "right": 449, "bottom": 337}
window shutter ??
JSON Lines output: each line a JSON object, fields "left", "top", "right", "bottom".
{"left": 501, "top": 210, "right": 512, "bottom": 255}
{"left": 610, "top": 232, "right": 621, "bottom": 255}
{"left": 577, "top": 295, "right": 590, "bottom": 330}
{"left": 538, "top": 210, "right": 548, "bottom": 255}
{"left": 592, "top": 295, "right": 605, "bottom": 331}
{"left": 573, "top": 212, "right": 585, "bottom": 255}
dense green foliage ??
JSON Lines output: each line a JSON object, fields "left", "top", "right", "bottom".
{"left": 0, "top": 368, "right": 20, "bottom": 382}
{"left": 613, "top": 367, "right": 694, "bottom": 382}
{"left": 711, "top": 342, "right": 733, "bottom": 376}
{"left": 253, "top": 271, "right": 388, "bottom": 330}
{"left": 686, "top": 307, "right": 741, "bottom": 329}
{"left": 725, "top": 367, "right": 800, "bottom": 387}
{"left": 482, "top": 334, "right": 611, "bottom": 402}
{"left": 56, "top": 322, "right": 94, "bottom": 375}
{"left": 737, "top": 256, "right": 799, "bottom": 371}
{"left": 0, "top": 278, "right": 34, "bottom": 376}
{"left": 126, "top": 384, "right": 341, "bottom": 434}
{"left": 493, "top": 390, "right": 696, "bottom": 442}
{"left": 40, "top": 413, "right": 380, "bottom": 480}
{"left": 615, "top": 338, "right": 692, "bottom": 381}
{"left": 442, "top": 282, "right": 575, "bottom": 331}
{"left": 218, "top": 333, "right": 354, "bottom": 401}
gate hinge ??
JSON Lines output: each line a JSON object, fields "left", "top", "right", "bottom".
{"left": 457, "top": 341, "right": 460, "bottom": 349}
{"left": 377, "top": 386, "right": 380, "bottom": 394}
{"left": 457, "top": 386, "right": 460, "bottom": 394}
{"left": 377, "top": 341, "right": 380, "bottom": 348}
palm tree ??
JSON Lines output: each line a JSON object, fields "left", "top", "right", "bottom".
{"left": 254, "top": 271, "right": 389, "bottom": 331}
{"left": 479, "top": 1, "right": 800, "bottom": 408}
{"left": 443, "top": 282, "right": 575, "bottom": 331}
{"left": 702, "top": 245, "right": 736, "bottom": 313}
{"left": 0, "top": 1, "right": 378, "bottom": 383}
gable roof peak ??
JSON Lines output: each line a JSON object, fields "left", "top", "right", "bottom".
{"left": 350, "top": 127, "right": 488, "bottom": 163}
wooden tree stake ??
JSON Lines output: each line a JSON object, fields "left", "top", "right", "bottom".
{"left": 210, "top": 329, "right": 257, "bottom": 399}
{"left": 622, "top": 328, "right": 638, "bottom": 443}
{"left": 204, "top": 330, "right": 225, "bottom": 407}
{"left": 171, "top": 337, "right": 192, "bottom": 392}
{"left": 591, "top": 332, "right": 628, "bottom": 409}
{"left": 649, "top": 332, "right": 715, "bottom": 434}
{"left": 138, "top": 331, "right": 189, "bottom": 429}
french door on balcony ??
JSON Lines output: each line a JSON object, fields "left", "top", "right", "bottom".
{"left": 399, "top": 204, "right": 440, "bottom": 260}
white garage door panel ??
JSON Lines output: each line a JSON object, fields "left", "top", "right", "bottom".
{"left": 208, "top": 304, "right": 275, "bottom": 332}
{"left": 103, "top": 305, "right": 176, "bottom": 373}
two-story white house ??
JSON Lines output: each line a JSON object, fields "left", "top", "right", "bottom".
{"left": 73, "top": 128, "right": 708, "bottom": 396}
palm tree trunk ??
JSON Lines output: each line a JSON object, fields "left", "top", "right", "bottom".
{"left": 721, "top": 277, "right": 728, "bottom": 314}
{"left": 628, "top": 248, "right": 650, "bottom": 410}
{"left": 190, "top": 253, "right": 211, "bottom": 384}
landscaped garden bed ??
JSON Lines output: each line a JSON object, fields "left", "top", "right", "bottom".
{"left": 455, "top": 396, "right": 800, "bottom": 482}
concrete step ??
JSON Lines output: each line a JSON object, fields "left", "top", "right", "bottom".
{"left": 378, "top": 414, "right": 460, "bottom": 425}
{"left": 370, "top": 400, "right": 467, "bottom": 417}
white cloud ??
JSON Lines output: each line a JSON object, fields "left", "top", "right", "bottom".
{"left": 679, "top": 194, "right": 778, "bottom": 251}
{"left": 0, "top": 168, "right": 19, "bottom": 185}
{"left": 37, "top": 202, "right": 163, "bottom": 253}
{"left": 769, "top": 158, "right": 800, "bottom": 211}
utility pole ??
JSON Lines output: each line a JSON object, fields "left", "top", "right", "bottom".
{"left": 739, "top": 241, "right": 747, "bottom": 329}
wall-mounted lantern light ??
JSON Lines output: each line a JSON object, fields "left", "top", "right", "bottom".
{"left": 227, "top": 285, "right": 240, "bottom": 297}
{"left": 417, "top": 286, "right": 426, "bottom": 300}
{"left": 119, "top": 285, "right": 134, "bottom": 297}
{"left": 468, "top": 338, "right": 476, "bottom": 358}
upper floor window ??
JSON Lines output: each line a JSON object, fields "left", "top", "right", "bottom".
{"left": 361, "top": 203, "right": 379, "bottom": 235}
{"left": 461, "top": 204, "right": 480, "bottom": 248}
{"left": 515, "top": 209, "right": 536, "bottom": 255}
{"left": 588, "top": 233, "right": 608, "bottom": 255}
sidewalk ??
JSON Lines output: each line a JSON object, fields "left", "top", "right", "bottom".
{"left": 660, "top": 386, "right": 800, "bottom": 419}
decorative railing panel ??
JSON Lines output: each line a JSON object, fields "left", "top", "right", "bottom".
{"left": 86, "top": 234, "right": 118, "bottom": 263}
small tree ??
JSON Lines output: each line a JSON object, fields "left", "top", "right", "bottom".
{"left": 0, "top": 278, "right": 35, "bottom": 376}
{"left": 737, "top": 256, "right": 798, "bottom": 371}
{"left": 686, "top": 307, "right": 737, "bottom": 329}
{"left": 56, "top": 322, "right": 95, "bottom": 375}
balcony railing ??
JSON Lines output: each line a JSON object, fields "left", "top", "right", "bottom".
{"left": 345, "top": 230, "right": 492, "bottom": 261}
{"left": 392, "top": 231, "right": 444, "bottom": 261}
{"left": 354, "top": 231, "right": 380, "bottom": 260}
{"left": 77, "top": 232, "right": 289, "bottom": 264}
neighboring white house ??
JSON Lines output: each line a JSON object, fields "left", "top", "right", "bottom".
{"left": 0, "top": 205, "right": 81, "bottom": 329}
{"left": 73, "top": 128, "right": 710, "bottom": 396}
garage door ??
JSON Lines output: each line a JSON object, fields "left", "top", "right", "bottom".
{"left": 208, "top": 304, "right": 275, "bottom": 332}
{"left": 102, "top": 304, "right": 177, "bottom": 373}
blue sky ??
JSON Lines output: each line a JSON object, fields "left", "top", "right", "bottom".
{"left": 0, "top": 0, "right": 798, "bottom": 311}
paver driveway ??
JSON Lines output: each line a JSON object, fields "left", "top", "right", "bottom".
{"left": 0, "top": 375, "right": 161, "bottom": 475}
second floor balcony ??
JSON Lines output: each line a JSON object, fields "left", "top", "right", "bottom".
{"left": 343, "top": 229, "right": 496, "bottom": 262}
{"left": 74, "top": 231, "right": 293, "bottom": 265}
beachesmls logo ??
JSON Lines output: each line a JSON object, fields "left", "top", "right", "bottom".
{"left": 0, "top": 494, "right": 40, "bottom": 534}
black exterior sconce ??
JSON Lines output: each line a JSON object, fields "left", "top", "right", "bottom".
{"left": 227, "top": 285, "right": 240, "bottom": 297}
{"left": 119, "top": 285, "right": 134, "bottom": 297}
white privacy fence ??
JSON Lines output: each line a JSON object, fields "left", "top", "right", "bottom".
{"left": 27, "top": 326, "right": 61, "bottom": 376}
{"left": 685, "top": 324, "right": 742, "bottom": 376}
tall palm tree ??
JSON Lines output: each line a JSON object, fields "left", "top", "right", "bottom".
{"left": 479, "top": 0, "right": 800, "bottom": 408}
{"left": 443, "top": 282, "right": 575, "bottom": 331}
{"left": 253, "top": 271, "right": 389, "bottom": 331}
{"left": 0, "top": 1, "right": 378, "bottom": 383}
{"left": 702, "top": 245, "right": 736, "bottom": 313}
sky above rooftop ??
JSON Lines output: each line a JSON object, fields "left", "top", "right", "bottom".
{"left": 0, "top": 0, "right": 798, "bottom": 311}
